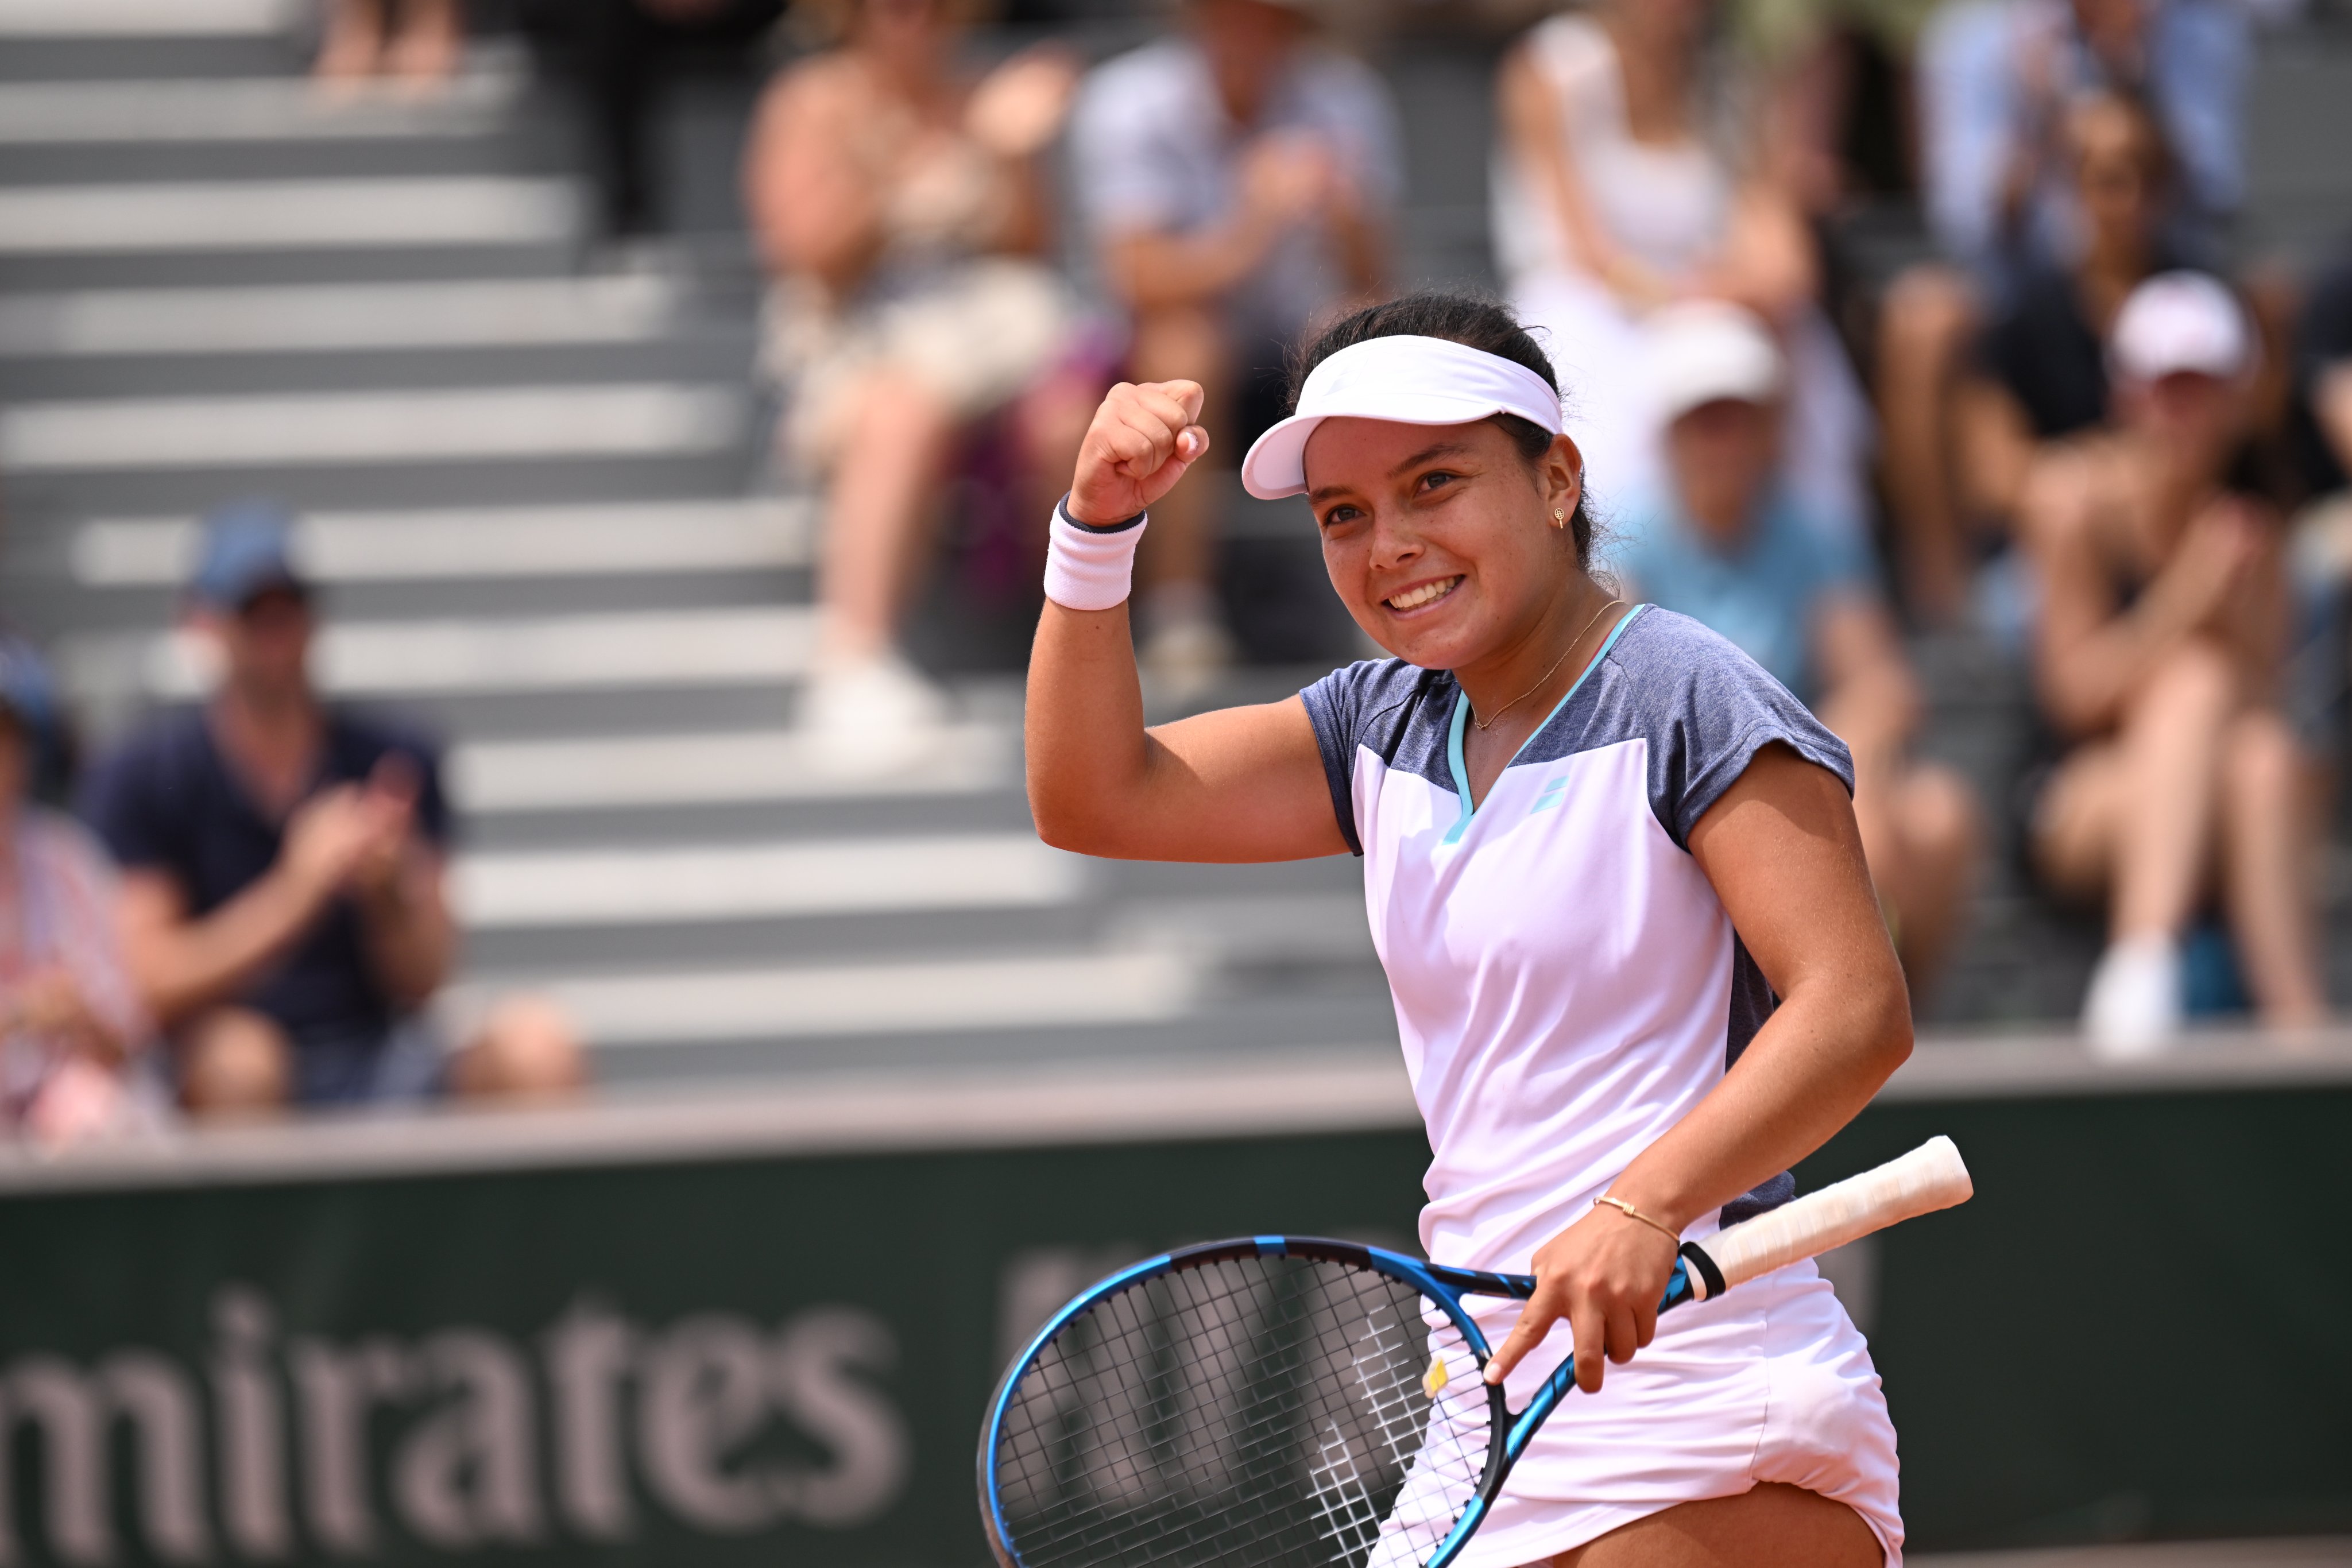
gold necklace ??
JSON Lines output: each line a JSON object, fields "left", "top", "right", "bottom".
{"left": 1471, "top": 597, "right": 1622, "bottom": 732}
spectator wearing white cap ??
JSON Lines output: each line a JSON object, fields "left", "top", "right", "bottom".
{"left": 1613, "top": 304, "right": 1981, "bottom": 997}
{"left": 2021, "top": 270, "right": 2326, "bottom": 1053}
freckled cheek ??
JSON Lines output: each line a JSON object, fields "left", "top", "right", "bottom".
{"left": 1320, "top": 537, "right": 1372, "bottom": 606}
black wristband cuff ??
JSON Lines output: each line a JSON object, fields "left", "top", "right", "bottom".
{"left": 1057, "top": 492, "right": 1147, "bottom": 535}
{"left": 1678, "top": 1241, "right": 1727, "bottom": 1300}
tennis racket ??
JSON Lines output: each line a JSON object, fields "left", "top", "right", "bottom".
{"left": 978, "top": 1135, "right": 1971, "bottom": 1568}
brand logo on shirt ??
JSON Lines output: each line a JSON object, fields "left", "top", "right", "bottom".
{"left": 1530, "top": 776, "right": 1569, "bottom": 814}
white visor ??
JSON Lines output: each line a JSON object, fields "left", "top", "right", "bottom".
{"left": 1240, "top": 334, "right": 1566, "bottom": 500}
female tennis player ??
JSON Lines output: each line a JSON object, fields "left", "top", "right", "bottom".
{"left": 1025, "top": 292, "right": 1911, "bottom": 1567}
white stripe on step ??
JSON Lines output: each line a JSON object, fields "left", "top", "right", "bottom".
{"left": 0, "top": 0, "right": 295, "bottom": 36}
{"left": 91, "top": 606, "right": 817, "bottom": 702}
{"left": 450, "top": 723, "right": 1008, "bottom": 812}
{"left": 0, "top": 275, "right": 685, "bottom": 357}
{"left": 0, "top": 178, "right": 575, "bottom": 254}
{"left": 452, "top": 834, "right": 1084, "bottom": 928}
{"left": 0, "top": 75, "right": 521, "bottom": 144}
{"left": 0, "top": 384, "right": 743, "bottom": 470}
{"left": 72, "top": 500, "right": 810, "bottom": 586}
{"left": 520, "top": 948, "right": 1198, "bottom": 1046}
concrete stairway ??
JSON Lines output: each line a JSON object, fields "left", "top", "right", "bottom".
{"left": 0, "top": 0, "right": 1394, "bottom": 1091}
{"left": 6, "top": 0, "right": 2351, "bottom": 1080}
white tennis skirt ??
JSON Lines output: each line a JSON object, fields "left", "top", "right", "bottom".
{"left": 1420, "top": 1261, "right": 1902, "bottom": 1567}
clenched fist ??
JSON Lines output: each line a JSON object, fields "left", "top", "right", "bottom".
{"left": 1069, "top": 380, "right": 1211, "bottom": 527}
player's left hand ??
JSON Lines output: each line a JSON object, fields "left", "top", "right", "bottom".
{"left": 1484, "top": 1199, "right": 1682, "bottom": 1395}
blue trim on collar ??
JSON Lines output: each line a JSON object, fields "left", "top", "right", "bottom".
{"left": 1442, "top": 691, "right": 1476, "bottom": 845}
{"left": 1439, "top": 603, "right": 1646, "bottom": 846}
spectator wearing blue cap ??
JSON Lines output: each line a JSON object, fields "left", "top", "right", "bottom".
{"left": 0, "top": 637, "right": 158, "bottom": 1143}
{"left": 79, "top": 502, "right": 583, "bottom": 1115}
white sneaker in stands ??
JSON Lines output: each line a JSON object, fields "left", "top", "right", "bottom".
{"left": 1140, "top": 614, "right": 1235, "bottom": 707}
{"left": 2081, "top": 936, "right": 2183, "bottom": 1060}
{"left": 799, "top": 649, "right": 947, "bottom": 777}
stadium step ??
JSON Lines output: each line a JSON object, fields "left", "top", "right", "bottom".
{"left": 21, "top": 3, "right": 2342, "bottom": 1069}
{"left": 0, "top": 9, "right": 1393, "bottom": 1089}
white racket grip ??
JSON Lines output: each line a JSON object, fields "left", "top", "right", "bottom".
{"left": 1691, "top": 1136, "right": 1973, "bottom": 1296}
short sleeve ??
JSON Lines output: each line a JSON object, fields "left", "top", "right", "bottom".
{"left": 1070, "top": 51, "right": 1192, "bottom": 237}
{"left": 1298, "top": 665, "right": 1375, "bottom": 857}
{"left": 77, "top": 730, "right": 178, "bottom": 874}
{"left": 1298, "top": 658, "right": 1439, "bottom": 858}
{"left": 1627, "top": 612, "right": 1856, "bottom": 848}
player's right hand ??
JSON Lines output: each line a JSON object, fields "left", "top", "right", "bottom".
{"left": 1068, "top": 380, "right": 1209, "bottom": 527}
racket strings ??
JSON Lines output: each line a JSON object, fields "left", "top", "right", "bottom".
{"left": 992, "top": 1255, "right": 1494, "bottom": 1568}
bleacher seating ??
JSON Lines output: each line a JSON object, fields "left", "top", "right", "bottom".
{"left": 3, "top": 0, "right": 2351, "bottom": 1096}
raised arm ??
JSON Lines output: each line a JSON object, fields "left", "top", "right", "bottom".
{"left": 1026, "top": 381, "right": 1351, "bottom": 864}
{"left": 742, "top": 63, "right": 887, "bottom": 295}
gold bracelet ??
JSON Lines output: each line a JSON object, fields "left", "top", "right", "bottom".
{"left": 1593, "top": 1195, "right": 1682, "bottom": 1245}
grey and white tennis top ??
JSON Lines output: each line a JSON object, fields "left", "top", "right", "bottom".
{"left": 1301, "top": 606, "right": 1855, "bottom": 1274}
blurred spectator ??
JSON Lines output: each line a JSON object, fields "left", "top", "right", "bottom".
{"left": 1918, "top": 0, "right": 2245, "bottom": 284}
{"left": 1731, "top": 0, "right": 1944, "bottom": 217}
{"left": 746, "top": 0, "right": 1095, "bottom": 760}
{"left": 2280, "top": 244, "right": 2352, "bottom": 735}
{"left": 0, "top": 640, "right": 161, "bottom": 1146}
{"left": 1613, "top": 304, "right": 1980, "bottom": 994}
{"left": 1880, "top": 0, "right": 2250, "bottom": 621}
{"left": 1073, "top": 0, "right": 1402, "bottom": 695}
{"left": 79, "top": 504, "right": 583, "bottom": 1117}
{"left": 2020, "top": 273, "right": 2326, "bottom": 1052}
{"left": 1495, "top": 0, "right": 1872, "bottom": 546}
{"left": 519, "top": 0, "right": 787, "bottom": 241}
{"left": 314, "top": 0, "right": 464, "bottom": 90}
{"left": 2291, "top": 243, "right": 2352, "bottom": 506}
{"left": 1888, "top": 86, "right": 2181, "bottom": 614}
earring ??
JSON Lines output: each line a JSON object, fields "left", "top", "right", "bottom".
{"left": 1552, "top": 509, "right": 1567, "bottom": 527}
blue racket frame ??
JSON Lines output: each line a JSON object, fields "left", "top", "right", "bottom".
{"left": 977, "top": 1233, "right": 1711, "bottom": 1568}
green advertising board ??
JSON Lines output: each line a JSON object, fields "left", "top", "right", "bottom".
{"left": 0, "top": 1042, "right": 2345, "bottom": 1566}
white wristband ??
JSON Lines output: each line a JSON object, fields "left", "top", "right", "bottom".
{"left": 1042, "top": 494, "right": 1148, "bottom": 612}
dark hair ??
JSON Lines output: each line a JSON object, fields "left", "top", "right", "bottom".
{"left": 1289, "top": 291, "right": 1595, "bottom": 566}
{"left": 2069, "top": 83, "right": 2177, "bottom": 193}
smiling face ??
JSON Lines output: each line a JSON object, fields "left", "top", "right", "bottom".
{"left": 1303, "top": 415, "right": 1586, "bottom": 672}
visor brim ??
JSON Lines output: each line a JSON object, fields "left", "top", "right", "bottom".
{"left": 1240, "top": 395, "right": 1560, "bottom": 500}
